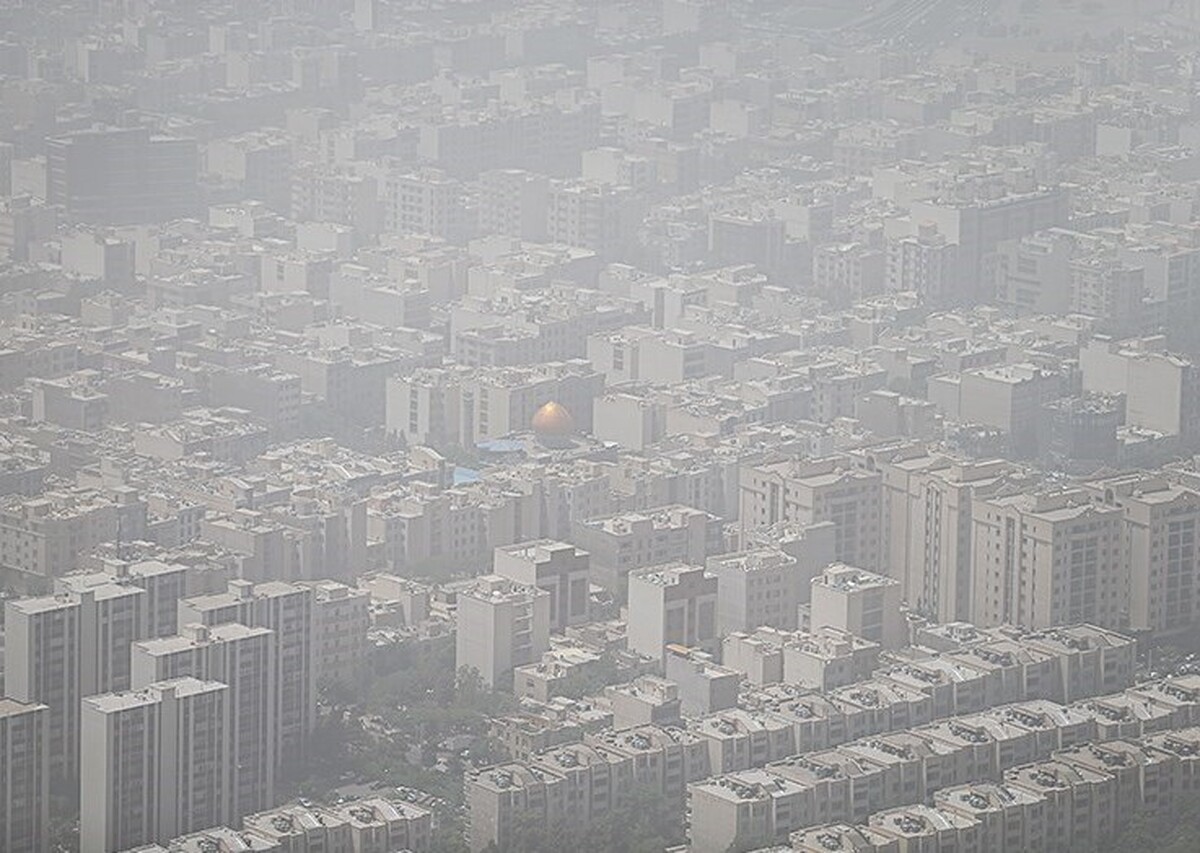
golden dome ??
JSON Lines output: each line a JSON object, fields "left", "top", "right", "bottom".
{"left": 531, "top": 401, "right": 574, "bottom": 436}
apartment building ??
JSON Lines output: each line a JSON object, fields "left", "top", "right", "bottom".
{"left": 809, "top": 565, "right": 905, "bottom": 649}
{"left": 324, "top": 797, "right": 435, "bottom": 853}
{"left": 455, "top": 574, "right": 551, "bottom": 689}
{"left": 304, "top": 579, "right": 370, "bottom": 691}
{"left": 971, "top": 490, "right": 1127, "bottom": 630}
{"left": 65, "top": 559, "right": 191, "bottom": 639}
{"left": 1085, "top": 473, "right": 1200, "bottom": 636}
{"left": 739, "top": 457, "right": 882, "bottom": 571}
{"left": 722, "top": 626, "right": 880, "bottom": 691}
{"left": 689, "top": 770, "right": 810, "bottom": 853}
{"left": 131, "top": 622, "right": 277, "bottom": 820}
{"left": 47, "top": 126, "right": 199, "bottom": 225}
{"left": 707, "top": 547, "right": 805, "bottom": 634}
{"left": 1003, "top": 758, "right": 1117, "bottom": 852}
{"left": 493, "top": 539, "right": 591, "bottom": 631}
{"left": 627, "top": 563, "right": 718, "bottom": 662}
{"left": 80, "top": 678, "right": 230, "bottom": 853}
{"left": 0, "top": 699, "right": 48, "bottom": 853}
{"left": 868, "top": 803, "right": 982, "bottom": 850}
{"left": 607, "top": 675, "right": 683, "bottom": 730}
{"left": 466, "top": 762, "right": 567, "bottom": 853}
{"left": 790, "top": 725, "right": 1200, "bottom": 853}
{"left": 585, "top": 724, "right": 713, "bottom": 805}
{"left": 0, "top": 486, "right": 145, "bottom": 580}
{"left": 665, "top": 646, "right": 741, "bottom": 716}
{"left": 571, "top": 504, "right": 724, "bottom": 593}
{"left": 177, "top": 580, "right": 314, "bottom": 769}
{"left": 242, "top": 801, "right": 353, "bottom": 851}
{"left": 874, "top": 449, "right": 1021, "bottom": 622}
{"left": 692, "top": 708, "right": 796, "bottom": 775}
{"left": 4, "top": 584, "right": 147, "bottom": 781}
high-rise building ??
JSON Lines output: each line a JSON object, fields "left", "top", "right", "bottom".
{"left": 80, "top": 678, "right": 231, "bottom": 853}
{"left": 571, "top": 504, "right": 725, "bottom": 592}
{"left": 56, "top": 579, "right": 148, "bottom": 695}
{"left": 4, "top": 584, "right": 148, "bottom": 782}
{"left": 707, "top": 547, "right": 805, "bottom": 634}
{"left": 64, "top": 560, "right": 190, "bottom": 640}
{"left": 1086, "top": 474, "right": 1200, "bottom": 636}
{"left": 382, "top": 167, "right": 471, "bottom": 241}
{"left": 808, "top": 564, "right": 905, "bottom": 649}
{"left": 886, "top": 222, "right": 958, "bottom": 302}
{"left": 304, "top": 579, "right": 371, "bottom": 692}
{"left": 904, "top": 182, "right": 1070, "bottom": 303}
{"left": 3, "top": 594, "right": 81, "bottom": 783}
{"left": 477, "top": 168, "right": 549, "bottom": 240}
{"left": 455, "top": 575, "right": 550, "bottom": 689}
{"left": 493, "top": 540, "right": 591, "bottom": 631}
{"left": 874, "top": 448, "right": 1024, "bottom": 622}
{"left": 627, "top": 563, "right": 718, "bottom": 661}
{"left": 177, "top": 581, "right": 314, "bottom": 769}
{"left": 546, "top": 180, "right": 640, "bottom": 257}
{"left": 0, "top": 699, "right": 49, "bottom": 853}
{"left": 47, "top": 126, "right": 199, "bottom": 225}
{"left": 131, "top": 622, "right": 277, "bottom": 820}
{"left": 739, "top": 457, "right": 883, "bottom": 571}
{"left": 971, "top": 490, "right": 1127, "bottom": 630}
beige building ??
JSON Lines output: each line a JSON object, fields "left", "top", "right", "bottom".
{"left": 627, "top": 562, "right": 718, "bottom": 662}
{"left": 688, "top": 769, "right": 810, "bottom": 853}
{"left": 692, "top": 709, "right": 796, "bottom": 775}
{"left": 952, "top": 363, "right": 1063, "bottom": 456}
{"left": 513, "top": 646, "right": 604, "bottom": 702}
{"left": 571, "top": 504, "right": 724, "bottom": 593}
{"left": 809, "top": 565, "right": 905, "bottom": 649}
{"left": 1080, "top": 335, "right": 1197, "bottom": 437}
{"left": 739, "top": 457, "right": 882, "bottom": 571}
{"left": 455, "top": 574, "right": 551, "bottom": 689}
{"left": 790, "top": 823, "right": 899, "bottom": 852}
{"left": 665, "top": 646, "right": 741, "bottom": 717}
{"left": 4, "top": 583, "right": 147, "bottom": 782}
{"left": 1086, "top": 474, "right": 1200, "bottom": 636}
{"left": 722, "top": 629, "right": 788, "bottom": 685}
{"left": 304, "top": 579, "right": 370, "bottom": 691}
{"left": 585, "top": 724, "right": 712, "bottom": 805}
{"left": 527, "top": 742, "right": 637, "bottom": 830}
{"left": 131, "top": 622, "right": 277, "bottom": 820}
{"left": 722, "top": 626, "right": 880, "bottom": 691}
{"left": 80, "top": 678, "right": 231, "bottom": 853}
{"left": 493, "top": 539, "right": 591, "bottom": 631}
{"left": 466, "top": 762, "right": 566, "bottom": 852}
{"left": 606, "top": 675, "right": 682, "bottom": 730}
{"left": 242, "top": 801, "right": 352, "bottom": 850}
{"left": 1004, "top": 757, "right": 1117, "bottom": 852}
{"left": 783, "top": 628, "right": 882, "bottom": 691}
{"left": 0, "top": 486, "right": 145, "bottom": 580}
{"left": 787, "top": 725, "right": 1200, "bottom": 853}
{"left": 707, "top": 547, "right": 805, "bottom": 634}
{"left": 324, "top": 796, "right": 434, "bottom": 853}
{"left": 177, "top": 580, "right": 314, "bottom": 770}
{"left": 971, "top": 490, "right": 1127, "bottom": 630}
{"left": 62, "top": 558, "right": 191, "bottom": 640}
{"left": 935, "top": 781, "right": 1048, "bottom": 853}
{"left": 872, "top": 446, "right": 1022, "bottom": 622}
{"left": 0, "top": 699, "right": 48, "bottom": 853}
{"left": 868, "top": 803, "right": 982, "bottom": 850}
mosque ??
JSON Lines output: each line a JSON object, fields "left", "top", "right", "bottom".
{"left": 473, "top": 399, "right": 598, "bottom": 464}
{"left": 530, "top": 400, "right": 574, "bottom": 440}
